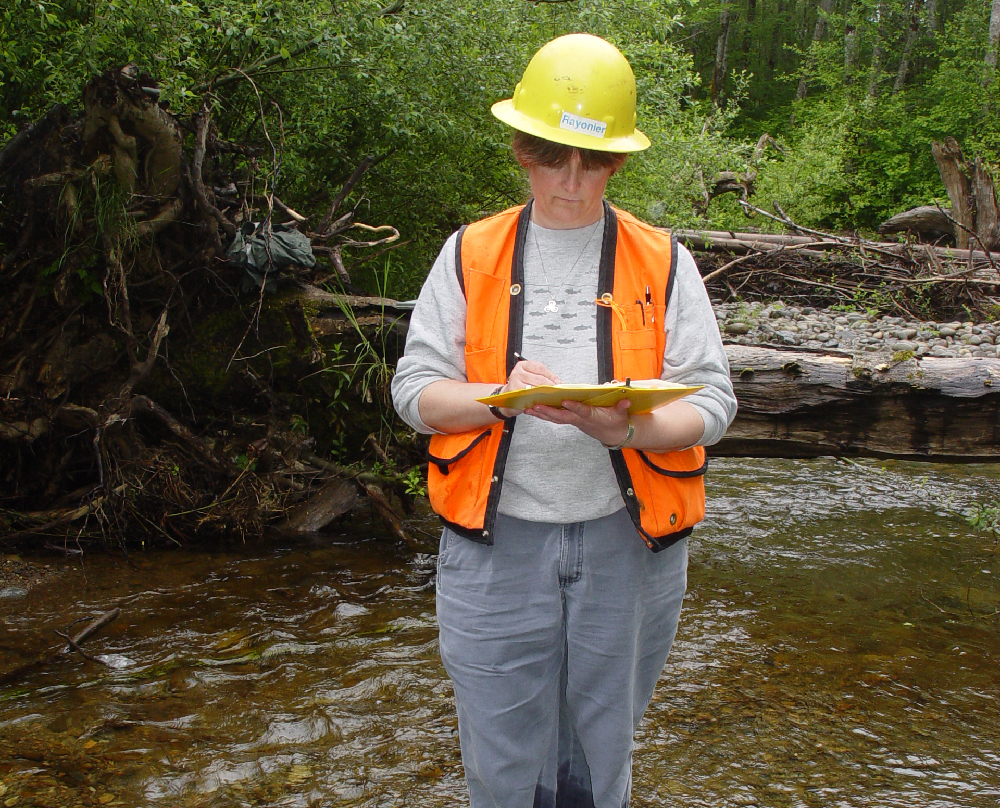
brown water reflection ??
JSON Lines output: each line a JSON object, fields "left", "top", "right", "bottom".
{"left": 2, "top": 458, "right": 998, "bottom": 807}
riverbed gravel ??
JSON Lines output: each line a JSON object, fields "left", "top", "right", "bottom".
{"left": 713, "top": 301, "right": 1000, "bottom": 358}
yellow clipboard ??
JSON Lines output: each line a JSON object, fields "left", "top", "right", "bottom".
{"left": 477, "top": 381, "right": 703, "bottom": 415}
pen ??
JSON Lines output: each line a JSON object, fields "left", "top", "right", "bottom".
{"left": 645, "top": 286, "right": 655, "bottom": 324}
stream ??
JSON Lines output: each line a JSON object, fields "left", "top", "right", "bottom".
{"left": 2, "top": 457, "right": 999, "bottom": 807}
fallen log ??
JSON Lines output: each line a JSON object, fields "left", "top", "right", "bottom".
{"left": 716, "top": 345, "right": 1000, "bottom": 461}
{"left": 675, "top": 228, "right": 999, "bottom": 277}
{"left": 878, "top": 205, "right": 955, "bottom": 241}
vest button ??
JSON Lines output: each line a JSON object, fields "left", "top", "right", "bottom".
{"left": 626, "top": 487, "right": 634, "bottom": 497}
{"left": 483, "top": 530, "right": 490, "bottom": 537}
{"left": 669, "top": 513, "right": 677, "bottom": 525}
{"left": 510, "top": 283, "right": 522, "bottom": 296}
{"left": 491, "top": 476, "right": 498, "bottom": 482}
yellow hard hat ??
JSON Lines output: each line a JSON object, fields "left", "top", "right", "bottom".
{"left": 491, "top": 33, "right": 650, "bottom": 153}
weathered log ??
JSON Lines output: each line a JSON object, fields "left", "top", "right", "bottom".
{"left": 878, "top": 205, "right": 955, "bottom": 240}
{"left": 676, "top": 228, "right": 997, "bottom": 266}
{"left": 716, "top": 345, "right": 1000, "bottom": 461}
{"left": 278, "top": 478, "right": 358, "bottom": 534}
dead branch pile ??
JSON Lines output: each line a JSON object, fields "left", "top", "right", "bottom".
{"left": 684, "top": 202, "right": 1000, "bottom": 320}
{"left": 0, "top": 66, "right": 426, "bottom": 552}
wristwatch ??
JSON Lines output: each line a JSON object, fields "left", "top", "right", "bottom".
{"left": 488, "top": 385, "right": 513, "bottom": 421}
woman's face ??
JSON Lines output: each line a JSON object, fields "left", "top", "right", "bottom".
{"left": 527, "top": 150, "right": 614, "bottom": 230}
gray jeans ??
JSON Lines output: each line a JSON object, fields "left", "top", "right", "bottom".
{"left": 436, "top": 508, "right": 688, "bottom": 808}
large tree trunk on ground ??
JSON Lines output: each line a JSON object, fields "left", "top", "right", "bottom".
{"left": 878, "top": 206, "right": 954, "bottom": 240}
{"left": 717, "top": 346, "right": 1000, "bottom": 461}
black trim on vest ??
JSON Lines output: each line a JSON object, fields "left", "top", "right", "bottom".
{"left": 595, "top": 204, "right": 647, "bottom": 539}
{"left": 596, "top": 201, "right": 617, "bottom": 386}
{"left": 636, "top": 451, "right": 709, "bottom": 478}
{"left": 454, "top": 225, "right": 468, "bottom": 298}
{"left": 440, "top": 515, "right": 499, "bottom": 544}
{"left": 664, "top": 233, "right": 679, "bottom": 311}
{"left": 426, "top": 430, "right": 491, "bottom": 476}
{"left": 479, "top": 202, "right": 532, "bottom": 543}
{"left": 639, "top": 525, "right": 693, "bottom": 553}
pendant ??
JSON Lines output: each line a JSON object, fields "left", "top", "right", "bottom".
{"left": 544, "top": 300, "right": 558, "bottom": 313}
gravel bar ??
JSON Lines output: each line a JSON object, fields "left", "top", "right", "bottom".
{"left": 714, "top": 301, "right": 1000, "bottom": 359}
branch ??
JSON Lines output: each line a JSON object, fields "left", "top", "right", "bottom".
{"left": 190, "top": 103, "right": 236, "bottom": 243}
{"left": 316, "top": 155, "right": 375, "bottom": 236}
{"left": 193, "top": 35, "right": 326, "bottom": 93}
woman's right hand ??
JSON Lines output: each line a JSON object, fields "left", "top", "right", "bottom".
{"left": 496, "top": 360, "right": 561, "bottom": 418}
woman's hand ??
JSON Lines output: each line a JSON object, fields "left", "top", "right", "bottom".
{"left": 496, "top": 360, "right": 561, "bottom": 418}
{"left": 527, "top": 398, "right": 631, "bottom": 448}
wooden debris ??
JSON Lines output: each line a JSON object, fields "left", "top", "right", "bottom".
{"left": 717, "top": 346, "right": 1000, "bottom": 461}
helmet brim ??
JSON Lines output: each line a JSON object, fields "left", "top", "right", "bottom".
{"left": 491, "top": 99, "right": 651, "bottom": 153}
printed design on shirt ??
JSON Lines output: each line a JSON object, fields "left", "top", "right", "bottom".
{"left": 523, "top": 282, "right": 598, "bottom": 347}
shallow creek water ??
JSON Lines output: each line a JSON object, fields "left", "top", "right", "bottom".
{"left": 2, "top": 457, "right": 999, "bottom": 808}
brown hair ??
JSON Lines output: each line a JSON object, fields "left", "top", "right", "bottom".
{"left": 511, "top": 130, "right": 628, "bottom": 174}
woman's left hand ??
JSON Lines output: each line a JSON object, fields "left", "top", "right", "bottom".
{"left": 526, "top": 398, "right": 631, "bottom": 448}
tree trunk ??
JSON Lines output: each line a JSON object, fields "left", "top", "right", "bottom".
{"left": 844, "top": 28, "right": 859, "bottom": 85}
{"left": 925, "top": 0, "right": 938, "bottom": 33}
{"left": 796, "top": 0, "right": 835, "bottom": 100}
{"left": 983, "top": 0, "right": 1000, "bottom": 87}
{"left": 932, "top": 138, "right": 975, "bottom": 249}
{"left": 717, "top": 346, "right": 1000, "bottom": 461}
{"left": 986, "top": 0, "right": 1000, "bottom": 73}
{"left": 867, "top": 2, "right": 887, "bottom": 98}
{"left": 712, "top": 4, "right": 734, "bottom": 106}
{"left": 974, "top": 157, "right": 1000, "bottom": 249}
{"left": 893, "top": 0, "right": 921, "bottom": 93}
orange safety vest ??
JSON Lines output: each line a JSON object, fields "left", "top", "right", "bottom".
{"left": 426, "top": 201, "right": 707, "bottom": 552}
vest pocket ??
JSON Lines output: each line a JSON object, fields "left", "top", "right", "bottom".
{"left": 636, "top": 448, "right": 708, "bottom": 477}
{"left": 426, "top": 427, "right": 499, "bottom": 530}
{"left": 464, "top": 345, "right": 502, "bottom": 384}
{"left": 464, "top": 269, "right": 505, "bottom": 349}
{"left": 427, "top": 429, "right": 492, "bottom": 476}
{"left": 616, "top": 328, "right": 660, "bottom": 380}
{"left": 625, "top": 447, "right": 707, "bottom": 540}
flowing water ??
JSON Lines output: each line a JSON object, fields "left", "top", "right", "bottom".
{"left": 1, "top": 457, "right": 999, "bottom": 808}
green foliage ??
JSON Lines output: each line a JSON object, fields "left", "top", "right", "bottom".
{"left": 403, "top": 466, "right": 426, "bottom": 498}
{"left": 4, "top": 0, "right": 1000, "bottom": 293}
{"left": 967, "top": 503, "right": 1000, "bottom": 537}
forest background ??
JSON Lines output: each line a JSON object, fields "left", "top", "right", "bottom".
{"left": 4, "top": 0, "right": 999, "bottom": 300}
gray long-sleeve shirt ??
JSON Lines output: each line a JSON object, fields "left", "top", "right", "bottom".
{"left": 391, "top": 214, "right": 737, "bottom": 523}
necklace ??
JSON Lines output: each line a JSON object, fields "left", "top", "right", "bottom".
{"left": 530, "top": 222, "right": 600, "bottom": 313}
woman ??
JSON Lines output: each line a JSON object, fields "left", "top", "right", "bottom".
{"left": 391, "top": 33, "right": 737, "bottom": 808}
